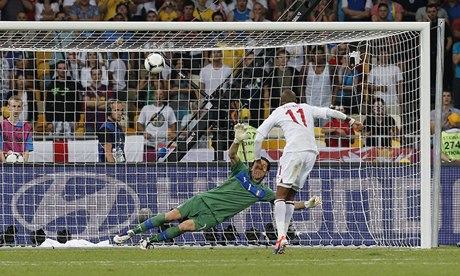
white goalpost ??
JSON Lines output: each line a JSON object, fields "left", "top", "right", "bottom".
{"left": 0, "top": 22, "right": 433, "bottom": 248}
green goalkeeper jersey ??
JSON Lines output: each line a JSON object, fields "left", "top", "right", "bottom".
{"left": 197, "top": 161, "right": 275, "bottom": 224}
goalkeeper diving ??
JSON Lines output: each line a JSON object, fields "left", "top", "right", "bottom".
{"left": 114, "top": 124, "right": 322, "bottom": 249}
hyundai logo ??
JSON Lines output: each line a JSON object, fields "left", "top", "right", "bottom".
{"left": 12, "top": 172, "right": 140, "bottom": 240}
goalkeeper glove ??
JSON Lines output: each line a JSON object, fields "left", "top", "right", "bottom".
{"left": 233, "top": 123, "right": 249, "bottom": 144}
{"left": 304, "top": 196, "right": 322, "bottom": 209}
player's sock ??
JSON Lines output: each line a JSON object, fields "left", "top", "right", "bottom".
{"left": 149, "top": 226, "right": 183, "bottom": 243}
{"left": 284, "top": 201, "right": 295, "bottom": 237}
{"left": 274, "top": 199, "right": 286, "bottom": 239}
{"left": 131, "top": 213, "right": 166, "bottom": 234}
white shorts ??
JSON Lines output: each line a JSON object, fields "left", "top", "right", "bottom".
{"left": 276, "top": 151, "right": 317, "bottom": 191}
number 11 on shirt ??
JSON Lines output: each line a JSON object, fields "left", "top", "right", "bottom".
{"left": 286, "top": 108, "right": 307, "bottom": 127}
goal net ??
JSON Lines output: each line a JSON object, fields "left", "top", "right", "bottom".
{"left": 0, "top": 22, "right": 432, "bottom": 248}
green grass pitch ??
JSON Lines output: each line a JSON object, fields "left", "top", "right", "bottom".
{"left": 0, "top": 247, "right": 459, "bottom": 276}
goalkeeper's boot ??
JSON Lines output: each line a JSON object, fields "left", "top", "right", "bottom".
{"left": 113, "top": 230, "right": 134, "bottom": 245}
{"left": 139, "top": 238, "right": 154, "bottom": 250}
{"left": 273, "top": 235, "right": 288, "bottom": 255}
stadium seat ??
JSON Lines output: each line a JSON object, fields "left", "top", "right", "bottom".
{"left": 74, "top": 114, "right": 86, "bottom": 135}
{"left": 314, "top": 127, "right": 326, "bottom": 147}
{"left": 34, "top": 113, "right": 46, "bottom": 133}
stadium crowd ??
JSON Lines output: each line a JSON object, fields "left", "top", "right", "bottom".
{"left": 0, "top": 0, "right": 459, "bottom": 162}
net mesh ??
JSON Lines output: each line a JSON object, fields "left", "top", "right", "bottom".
{"left": 0, "top": 25, "right": 427, "bottom": 247}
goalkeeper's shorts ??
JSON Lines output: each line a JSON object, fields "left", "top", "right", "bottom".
{"left": 177, "top": 196, "right": 218, "bottom": 231}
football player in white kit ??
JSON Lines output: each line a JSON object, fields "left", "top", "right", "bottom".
{"left": 254, "top": 90, "right": 363, "bottom": 254}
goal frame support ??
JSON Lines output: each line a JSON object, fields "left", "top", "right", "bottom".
{"left": 0, "top": 21, "right": 433, "bottom": 248}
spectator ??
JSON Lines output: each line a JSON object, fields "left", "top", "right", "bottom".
{"left": 443, "top": 0, "right": 460, "bottom": 21}
{"left": 249, "top": 1, "right": 269, "bottom": 21}
{"left": 80, "top": 52, "right": 109, "bottom": 88}
{"left": 368, "top": 48, "right": 403, "bottom": 115}
{"left": 98, "top": 0, "right": 126, "bottom": 21}
{"left": 427, "top": 4, "right": 453, "bottom": 102}
{"left": 68, "top": 0, "right": 100, "bottom": 21}
{"left": 193, "top": 0, "right": 214, "bottom": 21}
{"left": 158, "top": 0, "right": 180, "bottom": 21}
{"left": 232, "top": 52, "right": 265, "bottom": 127}
{"left": 341, "top": 0, "right": 372, "bottom": 21}
{"left": 0, "top": 0, "right": 33, "bottom": 21}
{"left": 199, "top": 50, "right": 232, "bottom": 97}
{"left": 98, "top": 100, "right": 126, "bottom": 163}
{"left": 285, "top": 45, "right": 305, "bottom": 95}
{"left": 137, "top": 89, "right": 177, "bottom": 162}
{"left": 11, "top": 74, "right": 36, "bottom": 123}
{"left": 416, "top": 0, "right": 448, "bottom": 22}
{"left": 63, "top": 0, "right": 97, "bottom": 14}
{"left": 45, "top": 60, "right": 80, "bottom": 135}
{"left": 452, "top": 37, "right": 460, "bottom": 107}
{"left": 430, "top": 91, "right": 460, "bottom": 132}
{"left": 180, "top": 100, "right": 208, "bottom": 149}
{"left": 264, "top": 48, "right": 294, "bottom": 111}
{"left": 371, "top": 0, "right": 404, "bottom": 22}
{"left": 0, "top": 96, "right": 33, "bottom": 162}
{"left": 167, "top": 56, "right": 191, "bottom": 121}
{"left": 114, "top": 2, "right": 131, "bottom": 20}
{"left": 0, "top": 51, "right": 11, "bottom": 104}
{"left": 302, "top": 45, "right": 333, "bottom": 108}
{"left": 398, "top": 0, "right": 426, "bottom": 21}
{"left": 108, "top": 52, "right": 127, "bottom": 100}
{"left": 335, "top": 54, "right": 362, "bottom": 113}
{"left": 329, "top": 43, "right": 348, "bottom": 66}
{"left": 309, "top": 0, "right": 337, "bottom": 21}
{"left": 35, "top": 0, "right": 60, "bottom": 21}
{"left": 178, "top": 0, "right": 195, "bottom": 21}
{"left": 211, "top": 0, "right": 231, "bottom": 20}
{"left": 372, "top": 2, "right": 390, "bottom": 22}
{"left": 227, "top": 0, "right": 251, "bottom": 22}
{"left": 211, "top": 10, "right": 224, "bottom": 21}
{"left": 13, "top": 52, "right": 34, "bottom": 90}
{"left": 322, "top": 106, "right": 355, "bottom": 147}
{"left": 363, "top": 97, "right": 398, "bottom": 147}
{"left": 83, "top": 67, "right": 114, "bottom": 132}
{"left": 452, "top": 18, "right": 460, "bottom": 41}
{"left": 66, "top": 52, "right": 80, "bottom": 81}
{"left": 111, "top": 12, "right": 126, "bottom": 21}
{"left": 135, "top": 0, "right": 157, "bottom": 19}
{"left": 145, "top": 9, "right": 159, "bottom": 21}
{"left": 136, "top": 62, "right": 162, "bottom": 108}
{"left": 16, "top": 11, "right": 28, "bottom": 20}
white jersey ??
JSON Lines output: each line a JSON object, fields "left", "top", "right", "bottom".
{"left": 256, "top": 102, "right": 347, "bottom": 155}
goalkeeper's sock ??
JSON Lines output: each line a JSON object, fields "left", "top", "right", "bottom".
{"left": 131, "top": 213, "right": 166, "bottom": 234}
{"left": 149, "top": 226, "right": 183, "bottom": 243}
{"left": 274, "top": 199, "right": 286, "bottom": 239}
{"left": 284, "top": 201, "right": 295, "bottom": 237}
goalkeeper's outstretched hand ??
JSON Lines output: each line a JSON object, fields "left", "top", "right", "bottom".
{"left": 305, "top": 196, "right": 322, "bottom": 209}
{"left": 234, "top": 123, "right": 249, "bottom": 143}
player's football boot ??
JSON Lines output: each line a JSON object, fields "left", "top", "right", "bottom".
{"left": 113, "top": 230, "right": 134, "bottom": 244}
{"left": 139, "top": 238, "right": 154, "bottom": 250}
{"left": 273, "top": 235, "right": 288, "bottom": 254}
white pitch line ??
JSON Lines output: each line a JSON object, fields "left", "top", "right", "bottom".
{"left": 0, "top": 259, "right": 458, "bottom": 267}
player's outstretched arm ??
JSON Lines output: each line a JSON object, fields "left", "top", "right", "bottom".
{"left": 321, "top": 106, "right": 363, "bottom": 131}
{"left": 293, "top": 196, "right": 322, "bottom": 210}
{"left": 228, "top": 123, "right": 248, "bottom": 166}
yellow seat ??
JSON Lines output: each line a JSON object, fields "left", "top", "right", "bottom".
{"left": 262, "top": 139, "right": 286, "bottom": 150}
{"left": 391, "top": 139, "right": 401, "bottom": 148}
{"left": 351, "top": 130, "right": 363, "bottom": 148}
{"left": 74, "top": 114, "right": 86, "bottom": 135}
{"left": 314, "top": 127, "right": 326, "bottom": 147}
{"left": 34, "top": 113, "right": 46, "bottom": 133}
